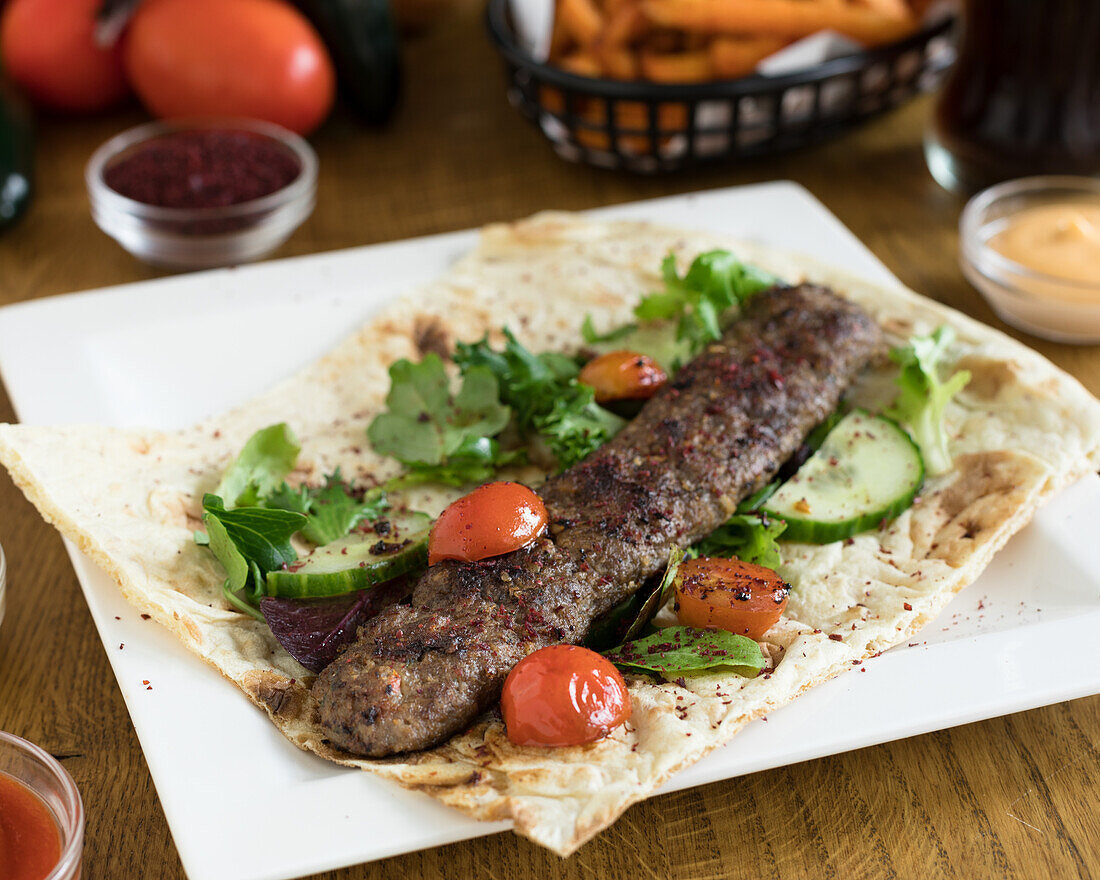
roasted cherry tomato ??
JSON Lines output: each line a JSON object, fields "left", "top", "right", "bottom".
{"left": 428, "top": 481, "right": 548, "bottom": 566}
{"left": 0, "top": 0, "right": 129, "bottom": 113}
{"left": 578, "top": 350, "right": 668, "bottom": 403}
{"left": 501, "top": 645, "right": 631, "bottom": 747}
{"left": 675, "top": 557, "right": 789, "bottom": 640}
{"left": 124, "top": 0, "right": 336, "bottom": 135}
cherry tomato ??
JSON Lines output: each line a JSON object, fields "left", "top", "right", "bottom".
{"left": 428, "top": 481, "right": 548, "bottom": 566}
{"left": 578, "top": 350, "right": 667, "bottom": 403}
{"left": 501, "top": 645, "right": 631, "bottom": 747}
{"left": 675, "top": 557, "right": 789, "bottom": 640}
{"left": 0, "top": 0, "right": 129, "bottom": 113}
{"left": 124, "top": 0, "right": 336, "bottom": 135}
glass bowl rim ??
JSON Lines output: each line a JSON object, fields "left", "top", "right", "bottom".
{"left": 960, "top": 175, "right": 1100, "bottom": 295}
{"left": 0, "top": 730, "right": 85, "bottom": 879}
{"left": 85, "top": 117, "right": 318, "bottom": 225}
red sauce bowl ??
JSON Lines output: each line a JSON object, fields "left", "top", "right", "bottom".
{"left": 86, "top": 118, "right": 317, "bottom": 271}
{"left": 0, "top": 731, "right": 83, "bottom": 880}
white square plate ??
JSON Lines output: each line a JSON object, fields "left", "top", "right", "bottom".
{"left": 1, "top": 183, "right": 1097, "bottom": 880}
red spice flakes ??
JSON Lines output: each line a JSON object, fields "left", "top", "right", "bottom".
{"left": 114, "top": 616, "right": 121, "bottom": 620}
{"left": 141, "top": 613, "right": 151, "bottom": 620}
{"left": 903, "top": 602, "right": 913, "bottom": 611}
{"left": 828, "top": 633, "right": 844, "bottom": 642}
{"left": 104, "top": 129, "right": 301, "bottom": 209}
{"left": 118, "top": 643, "right": 124, "bottom": 650}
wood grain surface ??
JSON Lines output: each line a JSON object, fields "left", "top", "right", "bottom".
{"left": 0, "top": 5, "right": 1098, "bottom": 879}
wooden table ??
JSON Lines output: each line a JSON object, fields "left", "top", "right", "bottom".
{"left": 1, "top": 6, "right": 1097, "bottom": 879}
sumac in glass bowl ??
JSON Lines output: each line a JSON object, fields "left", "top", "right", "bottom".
{"left": 86, "top": 118, "right": 317, "bottom": 270}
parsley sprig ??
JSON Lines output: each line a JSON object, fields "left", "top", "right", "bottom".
{"left": 635, "top": 251, "right": 779, "bottom": 356}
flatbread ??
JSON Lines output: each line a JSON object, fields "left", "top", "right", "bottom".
{"left": 2, "top": 214, "right": 1099, "bottom": 856}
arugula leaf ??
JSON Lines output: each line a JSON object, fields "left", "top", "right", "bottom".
{"left": 635, "top": 251, "right": 780, "bottom": 355}
{"left": 604, "top": 626, "right": 765, "bottom": 679}
{"left": 689, "top": 512, "right": 786, "bottom": 570}
{"left": 367, "top": 354, "right": 511, "bottom": 472}
{"left": 215, "top": 423, "right": 301, "bottom": 508}
{"left": 454, "top": 329, "right": 624, "bottom": 469}
{"left": 886, "top": 326, "right": 971, "bottom": 476}
{"left": 581, "top": 314, "right": 638, "bottom": 345}
{"left": 202, "top": 494, "right": 306, "bottom": 618}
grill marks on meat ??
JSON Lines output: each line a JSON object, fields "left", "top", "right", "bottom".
{"left": 313, "top": 285, "right": 883, "bottom": 756}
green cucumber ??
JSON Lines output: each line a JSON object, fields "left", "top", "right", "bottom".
{"left": 265, "top": 511, "right": 430, "bottom": 598}
{"left": 763, "top": 410, "right": 924, "bottom": 544}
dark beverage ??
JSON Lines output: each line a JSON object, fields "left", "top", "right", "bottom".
{"left": 925, "top": 0, "right": 1100, "bottom": 193}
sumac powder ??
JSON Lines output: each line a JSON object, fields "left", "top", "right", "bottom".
{"left": 104, "top": 129, "right": 301, "bottom": 209}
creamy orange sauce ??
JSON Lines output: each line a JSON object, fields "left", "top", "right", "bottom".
{"left": 988, "top": 203, "right": 1100, "bottom": 297}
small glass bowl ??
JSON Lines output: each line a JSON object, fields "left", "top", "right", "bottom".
{"left": 0, "top": 731, "right": 84, "bottom": 880}
{"left": 86, "top": 118, "right": 317, "bottom": 271}
{"left": 960, "top": 176, "right": 1100, "bottom": 344}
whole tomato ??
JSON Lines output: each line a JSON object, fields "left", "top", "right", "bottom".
{"left": 124, "top": 0, "right": 336, "bottom": 135}
{"left": 0, "top": 0, "right": 129, "bottom": 113}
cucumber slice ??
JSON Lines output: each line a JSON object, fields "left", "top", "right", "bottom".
{"left": 763, "top": 410, "right": 924, "bottom": 544}
{"left": 265, "top": 511, "right": 430, "bottom": 598}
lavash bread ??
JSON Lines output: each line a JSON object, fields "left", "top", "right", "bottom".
{"left": 1, "top": 213, "right": 1098, "bottom": 855}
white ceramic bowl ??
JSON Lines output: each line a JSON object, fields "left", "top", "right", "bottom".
{"left": 960, "top": 176, "right": 1100, "bottom": 344}
{"left": 86, "top": 118, "right": 317, "bottom": 271}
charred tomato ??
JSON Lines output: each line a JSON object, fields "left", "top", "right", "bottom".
{"left": 578, "top": 350, "right": 667, "bottom": 403}
{"left": 675, "top": 557, "right": 789, "bottom": 640}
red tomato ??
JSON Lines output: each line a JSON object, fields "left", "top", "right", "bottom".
{"left": 675, "top": 557, "right": 789, "bottom": 640}
{"left": 501, "top": 645, "right": 631, "bottom": 747}
{"left": 124, "top": 0, "right": 336, "bottom": 135}
{"left": 428, "top": 481, "right": 548, "bottom": 565}
{"left": 578, "top": 350, "right": 667, "bottom": 403}
{"left": 0, "top": 0, "right": 129, "bottom": 113}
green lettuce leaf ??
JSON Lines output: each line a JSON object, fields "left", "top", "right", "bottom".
{"left": 214, "top": 423, "right": 301, "bottom": 509}
{"left": 634, "top": 251, "right": 780, "bottom": 355}
{"left": 604, "top": 626, "right": 765, "bottom": 679}
{"left": 367, "top": 354, "right": 511, "bottom": 474}
{"left": 886, "top": 326, "right": 971, "bottom": 476}
{"left": 689, "top": 512, "right": 786, "bottom": 570}
{"left": 202, "top": 493, "right": 306, "bottom": 618}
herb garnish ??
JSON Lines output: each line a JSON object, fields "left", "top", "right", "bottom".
{"left": 454, "top": 328, "right": 624, "bottom": 469}
{"left": 634, "top": 251, "right": 779, "bottom": 356}
{"left": 265, "top": 469, "right": 388, "bottom": 546}
{"left": 367, "top": 354, "right": 513, "bottom": 485}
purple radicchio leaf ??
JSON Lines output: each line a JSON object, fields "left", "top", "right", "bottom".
{"left": 260, "top": 577, "right": 411, "bottom": 673}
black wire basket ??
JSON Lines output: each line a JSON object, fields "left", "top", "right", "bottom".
{"left": 486, "top": 0, "right": 957, "bottom": 173}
